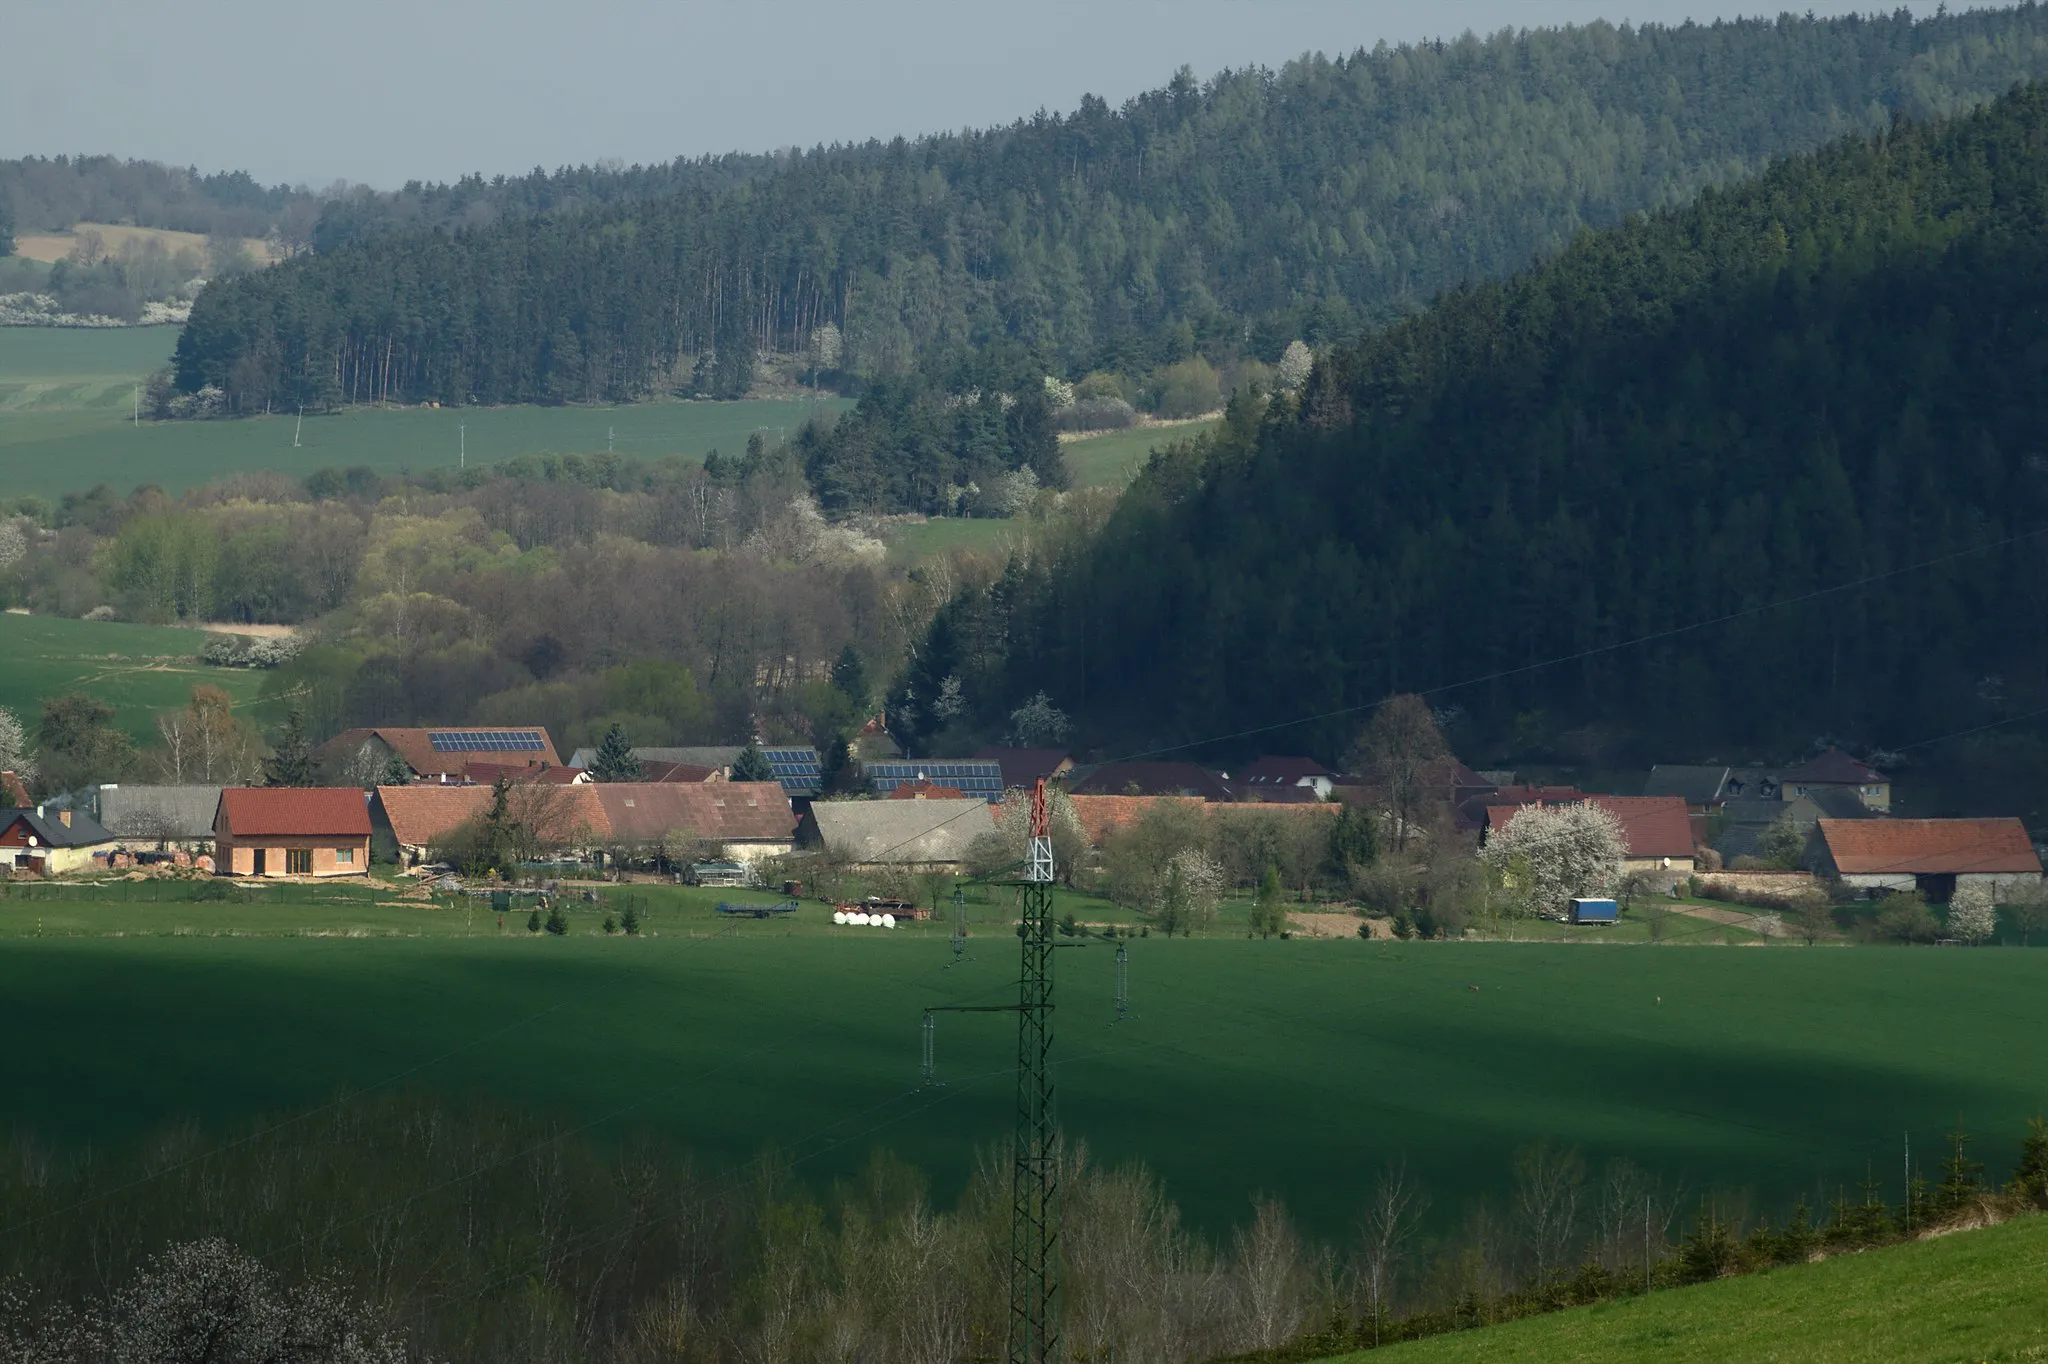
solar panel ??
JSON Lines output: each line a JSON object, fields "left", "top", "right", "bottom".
{"left": 761, "top": 747, "right": 822, "bottom": 796}
{"left": 429, "top": 729, "right": 546, "bottom": 753}
{"left": 864, "top": 760, "right": 1004, "bottom": 801}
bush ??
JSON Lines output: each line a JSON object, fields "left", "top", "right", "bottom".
{"left": 602, "top": 914, "right": 618, "bottom": 935}
{"left": 1055, "top": 396, "right": 1138, "bottom": 431}
{"left": 544, "top": 905, "right": 569, "bottom": 936}
{"left": 525, "top": 909, "right": 541, "bottom": 933}
{"left": 1872, "top": 890, "right": 1940, "bottom": 943}
{"left": 201, "top": 634, "right": 304, "bottom": 669}
{"left": 1150, "top": 358, "right": 1222, "bottom": 419}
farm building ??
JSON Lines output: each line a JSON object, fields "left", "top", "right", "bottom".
{"left": 372, "top": 782, "right": 794, "bottom": 867}
{"left": 213, "top": 788, "right": 371, "bottom": 878}
{"left": 864, "top": 760, "right": 1005, "bottom": 801}
{"left": 96, "top": 784, "right": 222, "bottom": 850}
{"left": 1643, "top": 765, "right": 1735, "bottom": 812}
{"left": 1781, "top": 749, "right": 1891, "bottom": 812}
{"left": 1, "top": 806, "right": 117, "bottom": 875}
{"left": 1807, "top": 818, "right": 2042, "bottom": 900}
{"left": 317, "top": 726, "right": 562, "bottom": 784}
{"left": 461, "top": 762, "right": 587, "bottom": 786}
{"left": 799, "top": 798, "right": 995, "bottom": 872}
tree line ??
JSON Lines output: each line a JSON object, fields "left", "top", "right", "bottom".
{"left": 904, "top": 80, "right": 2048, "bottom": 769}
{"left": 169, "top": 6, "right": 2048, "bottom": 414}
{"left": 0, "top": 1090, "right": 2041, "bottom": 1362}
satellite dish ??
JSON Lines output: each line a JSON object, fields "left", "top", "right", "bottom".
{"left": 833, "top": 911, "right": 848, "bottom": 925}
{"left": 881, "top": 913, "right": 896, "bottom": 929}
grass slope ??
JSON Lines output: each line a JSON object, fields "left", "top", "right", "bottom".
{"left": 2, "top": 894, "right": 2045, "bottom": 1237}
{"left": 0, "top": 328, "right": 848, "bottom": 500}
{"left": 0, "top": 611, "right": 268, "bottom": 740}
{"left": 1317, "top": 1214, "right": 2048, "bottom": 1363}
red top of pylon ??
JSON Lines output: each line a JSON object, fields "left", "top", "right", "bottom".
{"left": 1030, "top": 778, "right": 1050, "bottom": 838}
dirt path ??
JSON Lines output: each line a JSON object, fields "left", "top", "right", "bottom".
{"left": 1670, "top": 902, "right": 1787, "bottom": 937}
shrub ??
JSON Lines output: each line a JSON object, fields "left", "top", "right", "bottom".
{"left": 1873, "top": 890, "right": 1939, "bottom": 943}
{"left": 544, "top": 905, "right": 569, "bottom": 936}
{"left": 525, "top": 909, "right": 541, "bottom": 933}
{"left": 602, "top": 914, "right": 618, "bottom": 935}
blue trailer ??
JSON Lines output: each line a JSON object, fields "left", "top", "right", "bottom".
{"left": 1570, "top": 897, "right": 1620, "bottom": 925}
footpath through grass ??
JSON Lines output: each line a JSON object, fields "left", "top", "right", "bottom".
{"left": 1315, "top": 1213, "right": 2048, "bottom": 1363}
{"left": 0, "top": 611, "right": 268, "bottom": 740}
{"left": 3, "top": 885, "right": 2046, "bottom": 1237}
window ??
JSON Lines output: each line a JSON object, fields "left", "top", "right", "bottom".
{"left": 286, "top": 848, "right": 312, "bottom": 875}
{"left": 336, "top": 847, "right": 354, "bottom": 865}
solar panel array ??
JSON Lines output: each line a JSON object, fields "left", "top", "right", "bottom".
{"left": 762, "top": 747, "right": 823, "bottom": 796}
{"left": 865, "top": 760, "right": 1006, "bottom": 802}
{"left": 428, "top": 729, "right": 547, "bottom": 753}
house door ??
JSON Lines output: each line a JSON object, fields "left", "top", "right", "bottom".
{"left": 252, "top": 848, "right": 267, "bottom": 875}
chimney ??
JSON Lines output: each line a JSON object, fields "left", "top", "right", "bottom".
{"left": 59, "top": 810, "right": 72, "bottom": 827}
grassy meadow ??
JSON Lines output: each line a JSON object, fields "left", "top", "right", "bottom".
{"left": 0, "top": 611, "right": 268, "bottom": 740}
{"left": 0, "top": 328, "right": 849, "bottom": 501}
{"left": 1315, "top": 1213, "right": 2048, "bottom": 1362}
{"left": 2, "top": 882, "right": 2045, "bottom": 1239}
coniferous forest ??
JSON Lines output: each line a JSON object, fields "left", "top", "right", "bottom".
{"left": 915, "top": 82, "right": 2048, "bottom": 763}
{"left": 170, "top": 7, "right": 2048, "bottom": 415}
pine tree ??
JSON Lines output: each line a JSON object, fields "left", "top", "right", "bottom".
{"left": 262, "top": 708, "right": 317, "bottom": 787}
{"left": 526, "top": 909, "right": 541, "bottom": 933}
{"left": 621, "top": 902, "right": 642, "bottom": 936}
{"left": 2009, "top": 1117, "right": 2048, "bottom": 1208}
{"left": 1252, "top": 864, "right": 1287, "bottom": 938}
{"left": 731, "top": 740, "right": 774, "bottom": 783}
{"left": 1934, "top": 1122, "right": 1985, "bottom": 1217}
{"left": 544, "top": 905, "right": 569, "bottom": 936}
{"left": 590, "top": 723, "right": 642, "bottom": 782}
{"left": 831, "top": 645, "right": 871, "bottom": 712}
{"left": 381, "top": 754, "right": 411, "bottom": 786}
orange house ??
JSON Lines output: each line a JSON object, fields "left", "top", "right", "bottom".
{"left": 213, "top": 788, "right": 372, "bottom": 877}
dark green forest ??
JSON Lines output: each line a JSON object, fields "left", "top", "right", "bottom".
{"left": 911, "top": 83, "right": 2048, "bottom": 764}
{"left": 173, "top": 7, "right": 2048, "bottom": 415}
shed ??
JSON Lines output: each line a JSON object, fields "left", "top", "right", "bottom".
{"left": 1808, "top": 817, "right": 2042, "bottom": 900}
{"left": 97, "top": 784, "right": 223, "bottom": 850}
{"left": 799, "top": 798, "right": 995, "bottom": 871}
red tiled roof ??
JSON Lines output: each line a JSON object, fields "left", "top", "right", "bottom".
{"left": 1817, "top": 818, "right": 2041, "bottom": 876}
{"left": 318, "top": 727, "right": 561, "bottom": 775}
{"left": 375, "top": 785, "right": 496, "bottom": 849}
{"left": 638, "top": 761, "right": 720, "bottom": 784}
{"left": 218, "top": 787, "right": 371, "bottom": 838}
{"left": 463, "top": 762, "right": 584, "bottom": 785}
{"left": 1483, "top": 795, "right": 1695, "bottom": 860}
{"left": 591, "top": 783, "right": 796, "bottom": 844}
{"left": 1067, "top": 795, "right": 1206, "bottom": 846}
{"left": 1783, "top": 748, "right": 1887, "bottom": 785}
{"left": 888, "top": 781, "right": 968, "bottom": 800}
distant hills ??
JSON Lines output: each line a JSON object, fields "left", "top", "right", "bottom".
{"left": 168, "top": 5, "right": 2048, "bottom": 412}
{"left": 925, "top": 82, "right": 2048, "bottom": 763}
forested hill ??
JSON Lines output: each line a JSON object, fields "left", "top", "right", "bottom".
{"left": 173, "top": 6, "right": 2048, "bottom": 413}
{"left": 906, "top": 83, "right": 2048, "bottom": 764}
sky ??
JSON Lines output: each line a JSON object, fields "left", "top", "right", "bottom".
{"left": 0, "top": 0, "right": 1994, "bottom": 188}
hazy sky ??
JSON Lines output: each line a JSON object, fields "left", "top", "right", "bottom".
{"left": 1, "top": 0, "right": 1989, "bottom": 187}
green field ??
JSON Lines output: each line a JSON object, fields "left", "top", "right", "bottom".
{"left": 3, "top": 885, "right": 2045, "bottom": 1239}
{"left": 1314, "top": 1213, "right": 2048, "bottom": 1362}
{"left": 1064, "top": 418, "right": 1216, "bottom": 488}
{"left": 0, "top": 611, "right": 269, "bottom": 740}
{"left": 0, "top": 328, "right": 849, "bottom": 501}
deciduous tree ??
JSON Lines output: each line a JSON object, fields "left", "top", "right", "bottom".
{"left": 1349, "top": 696, "right": 1448, "bottom": 853}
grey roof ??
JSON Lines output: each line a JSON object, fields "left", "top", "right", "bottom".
{"left": 568, "top": 745, "right": 742, "bottom": 771}
{"left": 98, "top": 785, "right": 223, "bottom": 840}
{"left": 1714, "top": 795, "right": 1826, "bottom": 860}
{"left": 804, "top": 799, "right": 994, "bottom": 864}
{"left": 2, "top": 807, "right": 116, "bottom": 848}
{"left": 1643, "top": 765, "right": 1731, "bottom": 805}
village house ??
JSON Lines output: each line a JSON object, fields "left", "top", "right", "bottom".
{"left": 1781, "top": 748, "right": 1892, "bottom": 812}
{"left": 316, "top": 727, "right": 562, "bottom": 784}
{"left": 1483, "top": 794, "right": 1698, "bottom": 888}
{"left": 1236, "top": 756, "right": 1337, "bottom": 800}
{"left": 1, "top": 806, "right": 118, "bottom": 875}
{"left": 567, "top": 745, "right": 742, "bottom": 775}
{"left": 863, "top": 760, "right": 1006, "bottom": 801}
{"left": 95, "top": 784, "right": 223, "bottom": 851}
{"left": 1068, "top": 762, "right": 1234, "bottom": 801}
{"left": 213, "top": 788, "right": 372, "bottom": 877}
{"left": 971, "top": 747, "right": 1075, "bottom": 791}
{"left": 1807, "top": 817, "right": 2041, "bottom": 900}
{"left": 1643, "top": 765, "right": 1735, "bottom": 812}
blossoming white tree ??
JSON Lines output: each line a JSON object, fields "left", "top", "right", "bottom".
{"left": 0, "top": 704, "right": 33, "bottom": 783}
{"left": 1946, "top": 881, "right": 1998, "bottom": 944}
{"left": 1275, "top": 340, "right": 1314, "bottom": 393}
{"left": 1479, "top": 802, "right": 1627, "bottom": 917}
{"left": 1153, "top": 847, "right": 1224, "bottom": 936}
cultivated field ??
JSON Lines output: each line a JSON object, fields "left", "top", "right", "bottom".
{"left": 0, "top": 611, "right": 268, "bottom": 740}
{"left": 1316, "top": 1213, "right": 2048, "bottom": 1362}
{"left": 8, "top": 221, "right": 277, "bottom": 267}
{"left": 2, "top": 881, "right": 2043, "bottom": 1238}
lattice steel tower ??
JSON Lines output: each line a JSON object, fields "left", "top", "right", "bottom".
{"left": 1010, "top": 779, "right": 1060, "bottom": 1364}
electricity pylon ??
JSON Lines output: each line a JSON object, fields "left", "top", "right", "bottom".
{"left": 1011, "top": 779, "right": 1059, "bottom": 1364}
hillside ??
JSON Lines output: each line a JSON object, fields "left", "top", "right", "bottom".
{"left": 921, "top": 82, "right": 2048, "bottom": 765}
{"left": 1313, "top": 1213, "right": 2048, "bottom": 1363}
{"left": 170, "top": 7, "right": 2048, "bottom": 413}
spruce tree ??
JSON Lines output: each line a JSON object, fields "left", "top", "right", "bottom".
{"left": 2009, "top": 1117, "right": 2048, "bottom": 1208}
{"left": 1934, "top": 1123, "right": 1985, "bottom": 1217}
{"left": 831, "top": 645, "right": 871, "bottom": 712}
{"left": 544, "top": 905, "right": 569, "bottom": 936}
{"left": 381, "top": 754, "right": 411, "bottom": 785}
{"left": 1252, "top": 864, "right": 1287, "bottom": 938}
{"left": 621, "top": 902, "right": 642, "bottom": 936}
{"left": 590, "top": 723, "right": 642, "bottom": 782}
{"left": 731, "top": 740, "right": 774, "bottom": 783}
{"left": 262, "top": 708, "right": 318, "bottom": 787}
